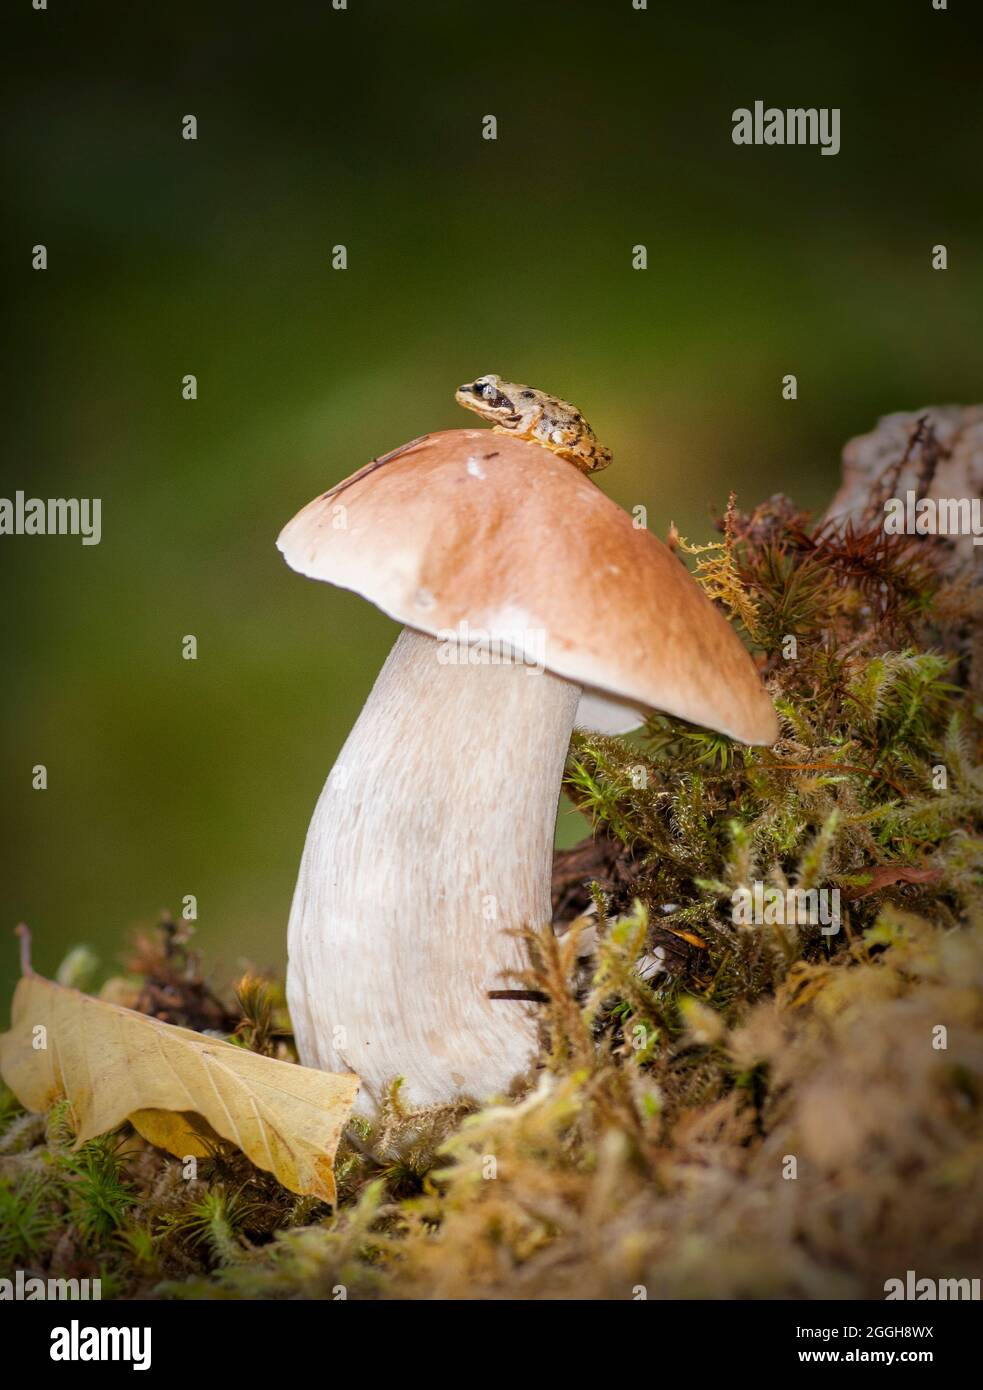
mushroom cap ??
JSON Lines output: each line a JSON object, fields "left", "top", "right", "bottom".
{"left": 277, "top": 429, "right": 778, "bottom": 742}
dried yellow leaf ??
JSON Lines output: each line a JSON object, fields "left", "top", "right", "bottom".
{"left": 0, "top": 967, "right": 359, "bottom": 1203}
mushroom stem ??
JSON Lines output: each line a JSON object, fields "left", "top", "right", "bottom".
{"left": 286, "top": 626, "right": 581, "bottom": 1113}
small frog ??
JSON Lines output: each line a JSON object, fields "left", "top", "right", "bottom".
{"left": 455, "top": 374, "right": 612, "bottom": 473}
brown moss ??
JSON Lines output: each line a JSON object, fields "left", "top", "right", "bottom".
{"left": 2, "top": 452, "right": 981, "bottom": 1299}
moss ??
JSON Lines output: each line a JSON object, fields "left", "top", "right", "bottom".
{"left": 1, "top": 485, "right": 980, "bottom": 1299}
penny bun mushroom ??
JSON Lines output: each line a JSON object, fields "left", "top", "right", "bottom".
{"left": 278, "top": 428, "right": 777, "bottom": 1113}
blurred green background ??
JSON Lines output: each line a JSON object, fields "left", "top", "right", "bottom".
{"left": 2, "top": 0, "right": 981, "bottom": 1002}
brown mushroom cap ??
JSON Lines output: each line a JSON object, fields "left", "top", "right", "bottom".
{"left": 277, "top": 429, "right": 778, "bottom": 743}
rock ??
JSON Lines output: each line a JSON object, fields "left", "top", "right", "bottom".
{"left": 825, "top": 405, "right": 983, "bottom": 556}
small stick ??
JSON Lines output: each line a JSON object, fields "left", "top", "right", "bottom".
{"left": 14, "top": 923, "right": 34, "bottom": 977}
{"left": 318, "top": 434, "right": 431, "bottom": 503}
{"left": 866, "top": 414, "right": 928, "bottom": 523}
{"left": 487, "top": 989, "right": 549, "bottom": 1003}
{"left": 770, "top": 760, "right": 908, "bottom": 796}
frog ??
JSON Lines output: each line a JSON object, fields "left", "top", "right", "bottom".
{"left": 455, "top": 374, "right": 612, "bottom": 473}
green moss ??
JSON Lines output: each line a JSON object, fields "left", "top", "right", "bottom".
{"left": 1, "top": 488, "right": 980, "bottom": 1299}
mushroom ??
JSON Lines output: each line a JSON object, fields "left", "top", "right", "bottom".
{"left": 278, "top": 429, "right": 777, "bottom": 1113}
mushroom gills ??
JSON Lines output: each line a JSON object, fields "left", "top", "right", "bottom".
{"left": 286, "top": 625, "right": 582, "bottom": 1115}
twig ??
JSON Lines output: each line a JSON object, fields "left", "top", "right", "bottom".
{"left": 769, "top": 761, "right": 908, "bottom": 796}
{"left": 487, "top": 989, "right": 549, "bottom": 1003}
{"left": 14, "top": 922, "right": 34, "bottom": 977}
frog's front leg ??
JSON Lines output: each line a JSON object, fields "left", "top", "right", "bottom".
{"left": 491, "top": 402, "right": 542, "bottom": 440}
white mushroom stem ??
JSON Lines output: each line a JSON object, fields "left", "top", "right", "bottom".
{"left": 286, "top": 626, "right": 581, "bottom": 1114}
